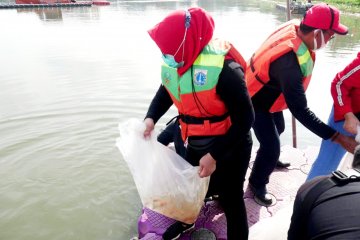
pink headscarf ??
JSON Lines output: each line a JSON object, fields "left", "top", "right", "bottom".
{"left": 148, "top": 7, "right": 215, "bottom": 76}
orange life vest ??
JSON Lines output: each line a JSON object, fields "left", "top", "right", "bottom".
{"left": 246, "top": 19, "right": 315, "bottom": 112}
{"left": 161, "top": 38, "right": 246, "bottom": 140}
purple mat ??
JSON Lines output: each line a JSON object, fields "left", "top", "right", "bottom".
{"left": 138, "top": 200, "right": 226, "bottom": 240}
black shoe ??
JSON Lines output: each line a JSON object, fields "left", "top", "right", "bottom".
{"left": 163, "top": 221, "right": 195, "bottom": 240}
{"left": 249, "top": 183, "right": 273, "bottom": 206}
{"left": 276, "top": 159, "right": 290, "bottom": 168}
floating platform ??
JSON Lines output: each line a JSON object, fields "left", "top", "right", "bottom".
{"left": 92, "top": 0, "right": 109, "bottom": 5}
{"left": 0, "top": 1, "right": 93, "bottom": 8}
{"left": 0, "top": 0, "right": 111, "bottom": 8}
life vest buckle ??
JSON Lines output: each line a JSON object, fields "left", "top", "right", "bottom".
{"left": 331, "top": 169, "right": 360, "bottom": 185}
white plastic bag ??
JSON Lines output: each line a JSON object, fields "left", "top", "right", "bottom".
{"left": 116, "top": 118, "right": 210, "bottom": 224}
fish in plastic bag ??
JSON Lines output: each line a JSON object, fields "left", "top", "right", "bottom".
{"left": 116, "top": 118, "right": 210, "bottom": 224}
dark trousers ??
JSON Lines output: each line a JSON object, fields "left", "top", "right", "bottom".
{"left": 249, "top": 111, "right": 284, "bottom": 187}
{"left": 157, "top": 120, "right": 186, "bottom": 158}
{"left": 186, "top": 133, "right": 252, "bottom": 240}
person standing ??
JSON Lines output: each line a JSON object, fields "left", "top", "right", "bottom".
{"left": 143, "top": 7, "right": 254, "bottom": 240}
{"left": 307, "top": 52, "right": 360, "bottom": 180}
{"left": 245, "top": 3, "right": 358, "bottom": 206}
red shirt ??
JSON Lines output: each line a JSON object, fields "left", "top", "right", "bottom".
{"left": 331, "top": 52, "right": 360, "bottom": 121}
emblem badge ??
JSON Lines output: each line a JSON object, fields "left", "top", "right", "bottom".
{"left": 164, "top": 72, "right": 171, "bottom": 85}
{"left": 194, "top": 69, "right": 207, "bottom": 86}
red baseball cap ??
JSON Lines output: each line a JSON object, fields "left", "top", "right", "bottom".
{"left": 301, "top": 3, "right": 348, "bottom": 35}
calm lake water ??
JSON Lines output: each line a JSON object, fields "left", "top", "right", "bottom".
{"left": 0, "top": 0, "right": 359, "bottom": 239}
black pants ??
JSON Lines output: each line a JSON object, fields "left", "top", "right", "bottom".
{"left": 249, "top": 111, "right": 285, "bottom": 187}
{"left": 186, "top": 133, "right": 252, "bottom": 240}
{"left": 157, "top": 120, "right": 186, "bottom": 158}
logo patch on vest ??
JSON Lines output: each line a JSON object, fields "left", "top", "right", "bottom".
{"left": 194, "top": 69, "right": 207, "bottom": 86}
{"left": 164, "top": 72, "right": 171, "bottom": 85}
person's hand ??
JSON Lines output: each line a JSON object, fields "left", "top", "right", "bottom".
{"left": 198, "top": 153, "right": 216, "bottom": 178}
{"left": 143, "top": 118, "right": 155, "bottom": 139}
{"left": 343, "top": 112, "right": 360, "bottom": 135}
{"left": 332, "top": 132, "right": 358, "bottom": 154}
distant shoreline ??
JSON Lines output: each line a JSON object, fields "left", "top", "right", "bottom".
{"left": 311, "top": 0, "right": 360, "bottom": 14}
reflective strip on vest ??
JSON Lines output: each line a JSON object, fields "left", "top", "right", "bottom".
{"left": 161, "top": 39, "right": 227, "bottom": 103}
{"left": 296, "top": 42, "right": 314, "bottom": 77}
{"left": 161, "top": 39, "right": 234, "bottom": 139}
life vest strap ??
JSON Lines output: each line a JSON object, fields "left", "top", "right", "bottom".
{"left": 166, "top": 115, "right": 180, "bottom": 126}
{"left": 332, "top": 169, "right": 360, "bottom": 185}
{"left": 179, "top": 113, "right": 229, "bottom": 125}
{"left": 250, "top": 54, "right": 256, "bottom": 73}
{"left": 250, "top": 55, "right": 266, "bottom": 85}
